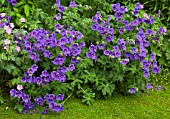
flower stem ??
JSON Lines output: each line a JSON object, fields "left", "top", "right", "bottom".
{"left": 60, "top": 91, "right": 73, "bottom": 105}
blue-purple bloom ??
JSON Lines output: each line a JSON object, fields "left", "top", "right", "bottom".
{"left": 42, "top": 108, "right": 48, "bottom": 115}
{"left": 28, "top": 68, "right": 34, "bottom": 74}
{"left": 113, "top": 45, "right": 119, "bottom": 52}
{"left": 121, "top": 59, "right": 129, "bottom": 65}
{"left": 107, "top": 28, "right": 114, "bottom": 34}
{"left": 55, "top": 0, "right": 60, "bottom": 7}
{"left": 41, "top": 70, "right": 49, "bottom": 77}
{"left": 69, "top": 1, "right": 77, "bottom": 8}
{"left": 35, "top": 96, "right": 44, "bottom": 106}
{"left": 10, "top": 89, "right": 17, "bottom": 97}
{"left": 152, "top": 66, "right": 161, "bottom": 74}
{"left": 111, "top": 3, "right": 120, "bottom": 12}
{"left": 143, "top": 70, "right": 150, "bottom": 78}
{"left": 150, "top": 53, "right": 155, "bottom": 61}
{"left": 43, "top": 50, "right": 51, "bottom": 58}
{"left": 103, "top": 50, "right": 110, "bottom": 55}
{"left": 114, "top": 51, "right": 121, "bottom": 58}
{"left": 89, "top": 44, "right": 97, "bottom": 52}
{"left": 58, "top": 6, "right": 65, "bottom": 12}
{"left": 129, "top": 88, "right": 136, "bottom": 94}
{"left": 56, "top": 13, "right": 61, "bottom": 20}
{"left": 22, "top": 94, "right": 30, "bottom": 103}
{"left": 105, "top": 35, "right": 114, "bottom": 42}
{"left": 69, "top": 64, "right": 75, "bottom": 71}
{"left": 7, "top": 0, "right": 17, "bottom": 6}
{"left": 98, "top": 44, "right": 105, "bottom": 50}
{"left": 56, "top": 94, "right": 64, "bottom": 101}
{"left": 146, "top": 83, "right": 152, "bottom": 90}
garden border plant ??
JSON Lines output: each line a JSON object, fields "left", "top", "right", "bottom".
{"left": 0, "top": 0, "right": 167, "bottom": 115}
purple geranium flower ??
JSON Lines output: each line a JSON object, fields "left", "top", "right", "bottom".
{"left": 98, "top": 44, "right": 105, "bottom": 50}
{"left": 56, "top": 13, "right": 61, "bottom": 20}
{"left": 58, "top": 6, "right": 65, "bottom": 12}
{"left": 69, "top": 1, "right": 77, "bottom": 8}
{"left": 42, "top": 108, "right": 48, "bottom": 115}
{"left": 115, "top": 51, "right": 121, "bottom": 58}
{"left": 35, "top": 96, "right": 44, "bottom": 106}
{"left": 29, "top": 52, "right": 36, "bottom": 60}
{"left": 107, "top": 28, "right": 114, "bottom": 34}
{"left": 111, "top": 3, "right": 120, "bottom": 12}
{"left": 41, "top": 70, "right": 49, "bottom": 77}
{"left": 143, "top": 70, "right": 150, "bottom": 78}
{"left": 28, "top": 68, "right": 34, "bottom": 74}
{"left": 89, "top": 44, "right": 97, "bottom": 52}
{"left": 43, "top": 50, "right": 51, "bottom": 58}
{"left": 56, "top": 94, "right": 64, "bottom": 101}
{"left": 91, "top": 24, "right": 98, "bottom": 30}
{"left": 129, "top": 88, "right": 136, "bottom": 94}
{"left": 32, "top": 64, "right": 38, "bottom": 71}
{"left": 55, "top": 0, "right": 60, "bottom": 7}
{"left": 146, "top": 83, "right": 152, "bottom": 90}
{"left": 22, "top": 94, "right": 30, "bottom": 103}
{"left": 10, "top": 89, "right": 17, "bottom": 97}
{"left": 150, "top": 53, "right": 155, "bottom": 61}
{"left": 152, "top": 66, "right": 161, "bottom": 74}
{"left": 35, "top": 77, "right": 43, "bottom": 84}
{"left": 113, "top": 45, "right": 119, "bottom": 52}
{"left": 103, "top": 50, "right": 110, "bottom": 55}
{"left": 16, "top": 91, "right": 23, "bottom": 98}
{"left": 121, "top": 59, "right": 129, "bottom": 65}
{"left": 76, "top": 32, "right": 83, "bottom": 39}
{"left": 69, "top": 64, "right": 75, "bottom": 71}
{"left": 105, "top": 35, "right": 114, "bottom": 42}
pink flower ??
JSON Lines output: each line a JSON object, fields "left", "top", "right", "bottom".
{"left": 17, "top": 85, "right": 23, "bottom": 91}
{"left": 143, "top": 13, "right": 149, "bottom": 19}
{"left": 15, "top": 46, "right": 21, "bottom": 52}
{"left": 15, "top": 41, "right": 18, "bottom": 44}
{"left": 140, "top": 5, "right": 144, "bottom": 9}
{"left": 4, "top": 39, "right": 10, "bottom": 45}
{"left": 0, "top": 13, "right": 5, "bottom": 18}
{"left": 6, "top": 28, "right": 12, "bottom": 34}
{"left": 3, "top": 45, "right": 8, "bottom": 50}
{"left": 20, "top": 18, "right": 25, "bottom": 23}
{"left": 10, "top": 23, "right": 14, "bottom": 28}
{"left": 4, "top": 26, "right": 12, "bottom": 34}
{"left": 164, "top": 27, "right": 167, "bottom": 33}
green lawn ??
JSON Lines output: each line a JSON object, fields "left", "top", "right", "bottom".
{"left": 0, "top": 86, "right": 170, "bottom": 119}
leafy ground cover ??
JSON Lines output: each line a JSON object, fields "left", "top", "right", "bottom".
{"left": 1, "top": 85, "right": 170, "bottom": 119}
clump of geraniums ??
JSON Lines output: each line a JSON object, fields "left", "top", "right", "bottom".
{"left": 88, "top": 2, "right": 166, "bottom": 94}
{"left": 9, "top": 0, "right": 84, "bottom": 114}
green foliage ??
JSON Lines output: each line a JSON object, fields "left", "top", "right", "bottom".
{"left": 149, "top": 68, "right": 170, "bottom": 85}
{"left": 158, "top": 31, "right": 170, "bottom": 67}
{"left": 0, "top": 0, "right": 169, "bottom": 108}
{"left": 120, "top": 0, "right": 170, "bottom": 28}
{"left": 0, "top": 0, "right": 36, "bottom": 27}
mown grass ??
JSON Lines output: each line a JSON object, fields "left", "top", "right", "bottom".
{"left": 0, "top": 85, "right": 170, "bottom": 119}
